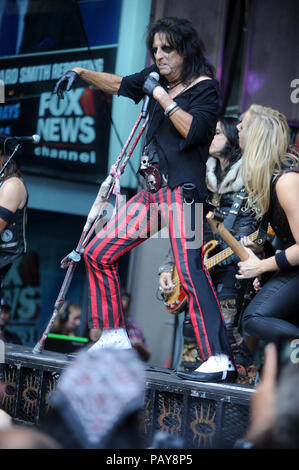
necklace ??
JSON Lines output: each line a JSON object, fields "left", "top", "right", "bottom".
{"left": 167, "top": 77, "right": 197, "bottom": 96}
{"left": 166, "top": 79, "right": 184, "bottom": 90}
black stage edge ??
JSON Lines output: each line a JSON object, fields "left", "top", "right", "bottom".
{"left": 1, "top": 344, "right": 254, "bottom": 449}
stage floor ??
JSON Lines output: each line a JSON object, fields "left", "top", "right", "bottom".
{"left": 1, "top": 343, "right": 254, "bottom": 448}
{"left": 3, "top": 342, "right": 255, "bottom": 394}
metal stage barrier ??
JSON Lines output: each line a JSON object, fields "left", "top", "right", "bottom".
{"left": 1, "top": 344, "right": 254, "bottom": 449}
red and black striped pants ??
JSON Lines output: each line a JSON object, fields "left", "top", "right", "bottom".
{"left": 83, "top": 186, "right": 231, "bottom": 361}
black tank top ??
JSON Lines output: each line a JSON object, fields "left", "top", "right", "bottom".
{"left": 0, "top": 177, "right": 28, "bottom": 269}
{"left": 269, "top": 166, "right": 299, "bottom": 249}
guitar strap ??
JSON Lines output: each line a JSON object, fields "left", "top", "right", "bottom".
{"left": 223, "top": 187, "right": 247, "bottom": 232}
{"left": 256, "top": 212, "right": 270, "bottom": 246}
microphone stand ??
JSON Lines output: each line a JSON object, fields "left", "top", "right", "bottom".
{"left": 32, "top": 109, "right": 149, "bottom": 354}
{"left": 0, "top": 143, "right": 21, "bottom": 177}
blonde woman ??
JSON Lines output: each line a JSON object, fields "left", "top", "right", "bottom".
{"left": 236, "top": 105, "right": 299, "bottom": 342}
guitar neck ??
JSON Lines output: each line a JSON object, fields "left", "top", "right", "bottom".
{"left": 205, "top": 230, "right": 258, "bottom": 270}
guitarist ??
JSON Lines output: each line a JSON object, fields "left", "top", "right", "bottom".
{"left": 160, "top": 117, "right": 259, "bottom": 384}
{"left": 236, "top": 106, "right": 299, "bottom": 344}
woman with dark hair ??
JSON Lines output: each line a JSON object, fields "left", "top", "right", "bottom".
{"left": 0, "top": 135, "right": 28, "bottom": 297}
{"left": 54, "top": 17, "right": 236, "bottom": 382}
{"left": 202, "top": 116, "right": 258, "bottom": 382}
{"left": 160, "top": 117, "right": 258, "bottom": 383}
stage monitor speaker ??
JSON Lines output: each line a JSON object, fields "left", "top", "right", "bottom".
{"left": 1, "top": 344, "right": 253, "bottom": 448}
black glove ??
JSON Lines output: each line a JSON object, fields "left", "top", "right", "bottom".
{"left": 142, "top": 73, "right": 160, "bottom": 97}
{"left": 53, "top": 70, "right": 79, "bottom": 99}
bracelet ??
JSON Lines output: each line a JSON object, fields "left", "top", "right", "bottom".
{"left": 168, "top": 105, "right": 180, "bottom": 117}
{"left": 164, "top": 101, "right": 178, "bottom": 116}
{"left": 275, "top": 250, "right": 293, "bottom": 271}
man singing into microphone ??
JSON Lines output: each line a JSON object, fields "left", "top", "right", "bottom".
{"left": 54, "top": 17, "right": 236, "bottom": 382}
{"left": 0, "top": 135, "right": 28, "bottom": 298}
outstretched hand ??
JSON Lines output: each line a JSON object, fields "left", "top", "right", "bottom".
{"left": 53, "top": 70, "right": 79, "bottom": 99}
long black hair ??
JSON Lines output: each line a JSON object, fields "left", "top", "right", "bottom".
{"left": 147, "top": 17, "right": 215, "bottom": 83}
{"left": 218, "top": 116, "right": 241, "bottom": 166}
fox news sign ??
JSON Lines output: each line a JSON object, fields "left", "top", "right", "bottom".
{"left": 0, "top": 47, "right": 116, "bottom": 183}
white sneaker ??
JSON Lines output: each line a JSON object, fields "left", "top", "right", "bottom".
{"left": 194, "top": 354, "right": 235, "bottom": 373}
{"left": 88, "top": 328, "right": 132, "bottom": 352}
{"left": 176, "top": 354, "right": 236, "bottom": 383}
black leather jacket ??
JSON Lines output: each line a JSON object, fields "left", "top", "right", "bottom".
{"left": 205, "top": 156, "right": 258, "bottom": 267}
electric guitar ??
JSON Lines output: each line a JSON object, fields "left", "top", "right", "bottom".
{"left": 163, "top": 210, "right": 274, "bottom": 314}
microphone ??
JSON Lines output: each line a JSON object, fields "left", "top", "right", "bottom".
{"left": 6, "top": 134, "right": 41, "bottom": 144}
{"left": 141, "top": 72, "right": 160, "bottom": 118}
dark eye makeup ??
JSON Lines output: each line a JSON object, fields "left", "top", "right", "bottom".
{"left": 162, "top": 46, "right": 174, "bottom": 53}
{"left": 152, "top": 45, "right": 174, "bottom": 55}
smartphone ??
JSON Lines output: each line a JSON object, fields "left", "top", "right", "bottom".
{"left": 276, "top": 337, "right": 299, "bottom": 375}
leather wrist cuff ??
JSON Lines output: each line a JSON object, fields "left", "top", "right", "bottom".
{"left": 275, "top": 250, "right": 293, "bottom": 271}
